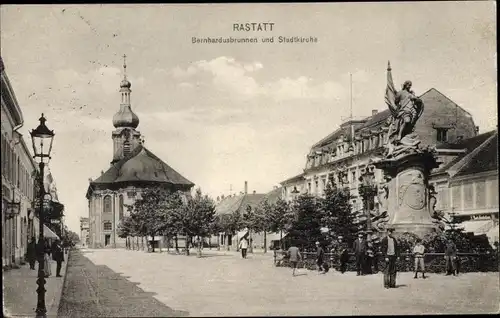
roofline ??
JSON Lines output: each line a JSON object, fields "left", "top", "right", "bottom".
{"left": 310, "top": 87, "right": 475, "bottom": 152}
{"left": 450, "top": 169, "right": 498, "bottom": 182}
{"left": 0, "top": 58, "right": 24, "bottom": 127}
{"left": 419, "top": 88, "right": 476, "bottom": 128}
{"left": 435, "top": 148, "right": 468, "bottom": 155}
{"left": 311, "top": 127, "right": 345, "bottom": 149}
{"left": 86, "top": 180, "right": 194, "bottom": 199}
{"left": 280, "top": 173, "right": 305, "bottom": 185}
{"left": 448, "top": 131, "right": 498, "bottom": 178}
{"left": 89, "top": 180, "right": 195, "bottom": 187}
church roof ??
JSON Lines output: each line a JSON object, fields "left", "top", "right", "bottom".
{"left": 91, "top": 145, "right": 194, "bottom": 187}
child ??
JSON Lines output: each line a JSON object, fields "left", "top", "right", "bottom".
{"left": 412, "top": 238, "right": 426, "bottom": 279}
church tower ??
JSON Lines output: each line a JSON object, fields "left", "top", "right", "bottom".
{"left": 111, "top": 55, "right": 142, "bottom": 165}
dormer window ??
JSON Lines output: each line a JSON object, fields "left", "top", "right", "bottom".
{"left": 436, "top": 128, "right": 448, "bottom": 143}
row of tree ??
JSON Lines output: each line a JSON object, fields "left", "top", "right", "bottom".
{"left": 116, "top": 180, "right": 360, "bottom": 255}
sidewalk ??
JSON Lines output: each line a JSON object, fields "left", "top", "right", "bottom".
{"left": 3, "top": 255, "right": 68, "bottom": 318}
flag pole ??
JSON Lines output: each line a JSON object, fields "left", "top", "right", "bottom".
{"left": 350, "top": 73, "right": 354, "bottom": 150}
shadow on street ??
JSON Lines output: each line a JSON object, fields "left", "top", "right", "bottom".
{"left": 57, "top": 249, "right": 189, "bottom": 317}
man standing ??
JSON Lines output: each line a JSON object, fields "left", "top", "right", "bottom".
{"left": 444, "top": 238, "right": 457, "bottom": 276}
{"left": 315, "top": 241, "right": 326, "bottom": 274}
{"left": 337, "top": 236, "right": 349, "bottom": 274}
{"left": 353, "top": 232, "right": 367, "bottom": 276}
{"left": 287, "top": 244, "right": 302, "bottom": 276}
{"left": 239, "top": 237, "right": 249, "bottom": 259}
{"left": 381, "top": 228, "right": 400, "bottom": 288}
{"left": 52, "top": 239, "right": 65, "bottom": 277}
{"left": 413, "top": 238, "right": 426, "bottom": 279}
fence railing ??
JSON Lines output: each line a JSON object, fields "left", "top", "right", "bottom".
{"left": 273, "top": 250, "right": 499, "bottom": 273}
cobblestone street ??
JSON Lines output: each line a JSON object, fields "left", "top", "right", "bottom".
{"left": 63, "top": 248, "right": 500, "bottom": 317}
{"left": 57, "top": 250, "right": 187, "bottom": 317}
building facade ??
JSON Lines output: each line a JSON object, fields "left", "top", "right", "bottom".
{"left": 281, "top": 88, "right": 478, "bottom": 218}
{"left": 1, "top": 56, "right": 38, "bottom": 268}
{"left": 86, "top": 60, "right": 194, "bottom": 249}
{"left": 80, "top": 217, "right": 90, "bottom": 247}
{"left": 212, "top": 182, "right": 285, "bottom": 251}
{"left": 431, "top": 130, "right": 499, "bottom": 242}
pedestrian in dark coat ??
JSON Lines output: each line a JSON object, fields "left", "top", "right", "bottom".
{"left": 52, "top": 239, "right": 65, "bottom": 277}
{"left": 315, "top": 241, "right": 327, "bottom": 273}
{"left": 337, "top": 236, "right": 349, "bottom": 274}
{"left": 381, "top": 228, "right": 400, "bottom": 288}
{"left": 26, "top": 237, "right": 37, "bottom": 270}
{"left": 444, "top": 239, "right": 458, "bottom": 276}
{"left": 353, "top": 233, "right": 368, "bottom": 275}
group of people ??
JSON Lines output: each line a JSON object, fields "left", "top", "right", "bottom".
{"left": 284, "top": 228, "right": 461, "bottom": 288}
{"left": 26, "top": 237, "right": 65, "bottom": 277}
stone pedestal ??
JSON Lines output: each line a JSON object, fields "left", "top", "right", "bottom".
{"left": 374, "top": 150, "right": 440, "bottom": 238}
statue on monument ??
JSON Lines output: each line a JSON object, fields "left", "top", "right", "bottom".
{"left": 383, "top": 62, "right": 425, "bottom": 159}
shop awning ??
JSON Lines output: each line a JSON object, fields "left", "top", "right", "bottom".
{"left": 457, "top": 220, "right": 493, "bottom": 234}
{"left": 266, "top": 232, "right": 287, "bottom": 242}
{"left": 43, "top": 224, "right": 60, "bottom": 239}
{"left": 236, "top": 230, "right": 248, "bottom": 240}
{"left": 33, "top": 217, "right": 60, "bottom": 240}
{"left": 486, "top": 225, "right": 499, "bottom": 245}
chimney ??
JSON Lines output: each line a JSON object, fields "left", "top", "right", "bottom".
{"left": 244, "top": 181, "right": 248, "bottom": 194}
{"left": 101, "top": 170, "right": 104, "bottom": 175}
{"left": 372, "top": 109, "right": 378, "bottom": 116}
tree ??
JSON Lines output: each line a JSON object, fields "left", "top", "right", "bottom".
{"left": 267, "top": 198, "right": 293, "bottom": 250}
{"left": 289, "top": 194, "right": 323, "bottom": 250}
{"left": 175, "top": 188, "right": 217, "bottom": 256}
{"left": 218, "top": 210, "right": 245, "bottom": 251}
{"left": 62, "top": 229, "right": 80, "bottom": 248}
{"left": 251, "top": 201, "right": 273, "bottom": 253}
{"left": 210, "top": 214, "right": 224, "bottom": 251}
{"left": 243, "top": 205, "right": 257, "bottom": 253}
{"left": 117, "top": 216, "right": 135, "bottom": 249}
{"left": 321, "top": 181, "right": 357, "bottom": 247}
{"left": 156, "top": 191, "right": 185, "bottom": 253}
{"left": 127, "top": 187, "right": 173, "bottom": 252}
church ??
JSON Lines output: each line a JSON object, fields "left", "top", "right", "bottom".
{"left": 86, "top": 57, "right": 194, "bottom": 248}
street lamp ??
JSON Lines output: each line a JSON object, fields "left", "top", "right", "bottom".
{"left": 30, "top": 113, "right": 54, "bottom": 318}
{"left": 358, "top": 165, "right": 376, "bottom": 241}
{"left": 5, "top": 200, "right": 21, "bottom": 219}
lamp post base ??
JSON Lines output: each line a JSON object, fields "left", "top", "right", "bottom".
{"left": 35, "top": 275, "right": 47, "bottom": 317}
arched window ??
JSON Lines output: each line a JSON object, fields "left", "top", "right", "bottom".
{"left": 119, "top": 195, "right": 124, "bottom": 220}
{"left": 103, "top": 195, "right": 112, "bottom": 213}
{"left": 103, "top": 221, "right": 112, "bottom": 231}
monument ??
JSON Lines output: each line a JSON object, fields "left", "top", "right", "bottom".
{"left": 373, "top": 62, "right": 443, "bottom": 238}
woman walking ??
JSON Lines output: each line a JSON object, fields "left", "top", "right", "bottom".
{"left": 26, "top": 237, "right": 37, "bottom": 270}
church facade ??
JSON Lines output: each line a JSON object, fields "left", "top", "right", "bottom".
{"left": 86, "top": 58, "right": 194, "bottom": 248}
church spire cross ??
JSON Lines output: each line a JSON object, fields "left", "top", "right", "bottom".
{"left": 123, "top": 54, "right": 127, "bottom": 79}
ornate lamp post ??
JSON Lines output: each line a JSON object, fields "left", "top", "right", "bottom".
{"left": 30, "top": 113, "right": 55, "bottom": 318}
{"left": 358, "top": 165, "right": 377, "bottom": 241}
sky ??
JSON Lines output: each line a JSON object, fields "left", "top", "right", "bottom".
{"left": 1, "top": 3, "right": 496, "bottom": 233}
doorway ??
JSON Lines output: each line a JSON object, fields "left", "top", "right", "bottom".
{"left": 105, "top": 235, "right": 110, "bottom": 246}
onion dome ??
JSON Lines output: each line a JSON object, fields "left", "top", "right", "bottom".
{"left": 120, "top": 78, "right": 131, "bottom": 89}
{"left": 113, "top": 105, "right": 139, "bottom": 128}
